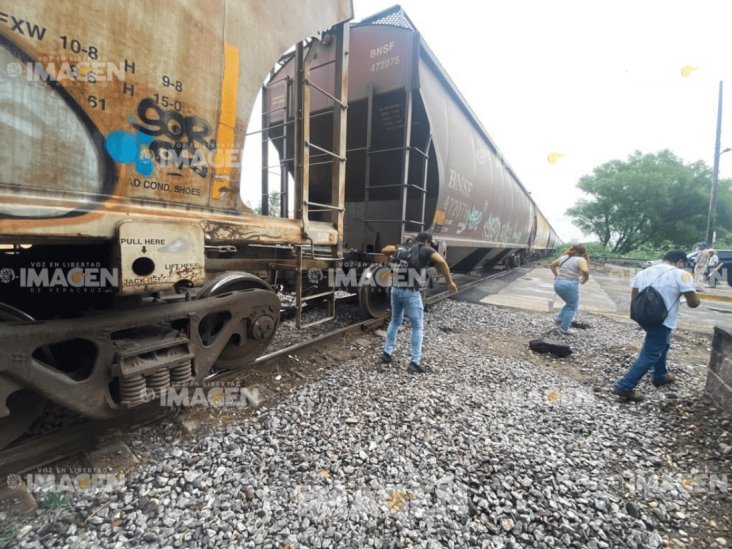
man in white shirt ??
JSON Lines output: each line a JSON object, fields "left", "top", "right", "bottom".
{"left": 706, "top": 249, "right": 720, "bottom": 288}
{"left": 613, "top": 250, "right": 700, "bottom": 402}
{"left": 693, "top": 244, "right": 711, "bottom": 291}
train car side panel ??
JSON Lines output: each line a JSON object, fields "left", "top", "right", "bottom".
{"left": 417, "top": 57, "right": 534, "bottom": 248}
{"left": 0, "top": 0, "right": 352, "bottom": 234}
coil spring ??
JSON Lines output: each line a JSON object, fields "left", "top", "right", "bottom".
{"left": 119, "top": 374, "right": 147, "bottom": 405}
{"left": 147, "top": 368, "right": 171, "bottom": 394}
{"left": 170, "top": 361, "right": 193, "bottom": 385}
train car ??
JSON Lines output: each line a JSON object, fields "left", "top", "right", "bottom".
{"left": 265, "top": 5, "right": 561, "bottom": 282}
{"left": 530, "top": 209, "right": 560, "bottom": 259}
{"left": 0, "top": 0, "right": 353, "bottom": 447}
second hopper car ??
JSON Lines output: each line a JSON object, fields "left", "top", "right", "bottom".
{"left": 264, "top": 5, "right": 561, "bottom": 299}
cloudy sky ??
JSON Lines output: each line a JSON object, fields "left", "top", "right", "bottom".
{"left": 349, "top": 0, "right": 732, "bottom": 241}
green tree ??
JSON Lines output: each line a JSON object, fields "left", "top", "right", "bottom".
{"left": 252, "top": 192, "right": 282, "bottom": 217}
{"left": 567, "top": 150, "right": 732, "bottom": 254}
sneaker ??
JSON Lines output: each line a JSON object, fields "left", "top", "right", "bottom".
{"left": 652, "top": 373, "right": 676, "bottom": 387}
{"left": 382, "top": 352, "right": 392, "bottom": 365}
{"left": 612, "top": 386, "right": 645, "bottom": 402}
{"left": 559, "top": 328, "right": 574, "bottom": 335}
{"left": 407, "top": 361, "right": 429, "bottom": 374}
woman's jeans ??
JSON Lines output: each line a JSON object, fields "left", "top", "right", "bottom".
{"left": 615, "top": 324, "right": 672, "bottom": 391}
{"left": 554, "top": 279, "right": 579, "bottom": 331}
{"left": 384, "top": 288, "right": 424, "bottom": 365}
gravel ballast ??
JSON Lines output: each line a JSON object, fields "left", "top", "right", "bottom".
{"left": 2, "top": 298, "right": 730, "bottom": 548}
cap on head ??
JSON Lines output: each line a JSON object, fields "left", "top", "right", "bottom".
{"left": 415, "top": 232, "right": 433, "bottom": 245}
{"left": 697, "top": 241, "right": 710, "bottom": 250}
{"left": 663, "top": 250, "right": 687, "bottom": 263}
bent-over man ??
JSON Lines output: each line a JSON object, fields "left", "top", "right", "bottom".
{"left": 381, "top": 232, "right": 458, "bottom": 373}
{"left": 613, "top": 250, "right": 700, "bottom": 401}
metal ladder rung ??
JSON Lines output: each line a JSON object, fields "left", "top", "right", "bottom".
{"left": 299, "top": 314, "right": 336, "bottom": 329}
{"left": 305, "top": 141, "right": 346, "bottom": 162}
{"left": 301, "top": 290, "right": 336, "bottom": 302}
{"left": 364, "top": 219, "right": 425, "bottom": 225}
{"left": 306, "top": 201, "right": 344, "bottom": 212}
{"left": 365, "top": 183, "right": 427, "bottom": 193}
{"left": 310, "top": 256, "right": 343, "bottom": 262}
{"left": 304, "top": 78, "right": 347, "bottom": 108}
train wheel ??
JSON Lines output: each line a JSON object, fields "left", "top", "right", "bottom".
{"left": 0, "top": 304, "right": 47, "bottom": 448}
{"left": 358, "top": 265, "right": 392, "bottom": 317}
{"left": 197, "top": 273, "right": 279, "bottom": 369}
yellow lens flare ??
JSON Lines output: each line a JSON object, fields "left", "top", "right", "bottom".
{"left": 547, "top": 152, "right": 565, "bottom": 164}
{"left": 387, "top": 491, "right": 415, "bottom": 511}
{"left": 210, "top": 390, "right": 225, "bottom": 405}
{"left": 680, "top": 65, "right": 699, "bottom": 78}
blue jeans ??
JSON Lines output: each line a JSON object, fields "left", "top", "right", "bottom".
{"left": 615, "top": 325, "right": 672, "bottom": 391}
{"left": 554, "top": 279, "right": 579, "bottom": 331}
{"left": 384, "top": 288, "right": 424, "bottom": 365}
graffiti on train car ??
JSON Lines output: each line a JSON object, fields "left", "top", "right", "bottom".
{"left": 441, "top": 196, "right": 471, "bottom": 228}
{"left": 105, "top": 97, "right": 216, "bottom": 178}
{"left": 447, "top": 168, "right": 474, "bottom": 198}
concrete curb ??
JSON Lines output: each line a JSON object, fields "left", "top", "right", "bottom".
{"left": 698, "top": 293, "right": 732, "bottom": 304}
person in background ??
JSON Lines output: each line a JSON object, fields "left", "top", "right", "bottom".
{"left": 706, "top": 249, "right": 719, "bottom": 288}
{"left": 381, "top": 232, "right": 458, "bottom": 374}
{"left": 550, "top": 244, "right": 590, "bottom": 335}
{"left": 613, "top": 250, "right": 700, "bottom": 402}
{"left": 693, "top": 242, "right": 711, "bottom": 291}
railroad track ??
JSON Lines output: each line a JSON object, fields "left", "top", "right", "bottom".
{"left": 0, "top": 268, "right": 514, "bottom": 481}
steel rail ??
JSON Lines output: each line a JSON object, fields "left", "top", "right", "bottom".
{"left": 0, "top": 268, "right": 515, "bottom": 479}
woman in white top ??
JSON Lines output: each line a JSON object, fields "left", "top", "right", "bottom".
{"left": 549, "top": 244, "right": 590, "bottom": 334}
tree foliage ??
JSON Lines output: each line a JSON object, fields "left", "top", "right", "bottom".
{"left": 567, "top": 150, "right": 732, "bottom": 254}
{"left": 252, "top": 192, "right": 282, "bottom": 216}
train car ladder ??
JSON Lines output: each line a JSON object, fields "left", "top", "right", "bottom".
{"left": 292, "top": 24, "right": 348, "bottom": 329}
{"left": 361, "top": 57, "right": 430, "bottom": 246}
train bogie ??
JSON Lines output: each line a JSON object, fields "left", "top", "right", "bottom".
{"left": 0, "top": 0, "right": 353, "bottom": 447}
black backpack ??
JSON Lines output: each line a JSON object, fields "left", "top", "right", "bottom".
{"left": 389, "top": 242, "right": 426, "bottom": 288}
{"left": 630, "top": 270, "right": 671, "bottom": 327}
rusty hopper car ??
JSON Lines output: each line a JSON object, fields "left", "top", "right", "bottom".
{"left": 266, "top": 6, "right": 560, "bottom": 277}
{"left": 0, "top": 0, "right": 353, "bottom": 447}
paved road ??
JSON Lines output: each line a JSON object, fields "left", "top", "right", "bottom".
{"left": 457, "top": 265, "right": 732, "bottom": 333}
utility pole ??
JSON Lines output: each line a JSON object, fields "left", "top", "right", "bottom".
{"left": 706, "top": 81, "right": 724, "bottom": 245}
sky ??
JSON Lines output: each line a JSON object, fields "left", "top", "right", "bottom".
{"left": 242, "top": 1, "right": 732, "bottom": 243}
{"left": 348, "top": 0, "right": 732, "bottom": 242}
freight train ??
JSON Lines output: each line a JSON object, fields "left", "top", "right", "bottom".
{"left": 264, "top": 5, "right": 560, "bottom": 314}
{"left": 0, "top": 1, "right": 559, "bottom": 448}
